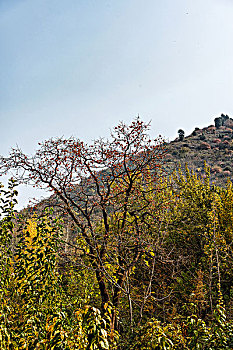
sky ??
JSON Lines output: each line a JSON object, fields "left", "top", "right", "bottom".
{"left": 1, "top": 0, "right": 233, "bottom": 208}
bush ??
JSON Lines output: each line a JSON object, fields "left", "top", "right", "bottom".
{"left": 199, "top": 142, "right": 211, "bottom": 150}
{"left": 213, "top": 139, "right": 221, "bottom": 143}
{"left": 199, "top": 134, "right": 206, "bottom": 140}
{"left": 128, "top": 300, "right": 233, "bottom": 350}
{"left": 178, "top": 129, "right": 185, "bottom": 141}
{"left": 0, "top": 181, "right": 118, "bottom": 349}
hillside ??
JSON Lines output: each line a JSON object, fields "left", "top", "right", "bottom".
{"left": 163, "top": 113, "right": 233, "bottom": 186}
{"left": 21, "top": 113, "right": 233, "bottom": 217}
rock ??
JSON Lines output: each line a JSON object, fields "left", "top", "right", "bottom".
{"left": 224, "top": 119, "right": 233, "bottom": 129}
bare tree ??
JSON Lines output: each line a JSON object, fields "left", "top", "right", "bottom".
{"left": 0, "top": 118, "right": 166, "bottom": 328}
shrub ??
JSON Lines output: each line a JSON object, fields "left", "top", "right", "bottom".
{"left": 199, "top": 134, "right": 206, "bottom": 141}
{"left": 199, "top": 142, "right": 211, "bottom": 150}
{"left": 178, "top": 129, "right": 185, "bottom": 141}
{"left": 0, "top": 181, "right": 118, "bottom": 349}
{"left": 224, "top": 166, "right": 232, "bottom": 172}
{"left": 211, "top": 165, "right": 223, "bottom": 173}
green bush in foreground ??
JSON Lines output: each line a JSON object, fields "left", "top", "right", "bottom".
{"left": 0, "top": 179, "right": 118, "bottom": 349}
{"left": 128, "top": 296, "right": 233, "bottom": 349}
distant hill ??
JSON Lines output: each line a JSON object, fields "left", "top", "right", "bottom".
{"left": 20, "top": 113, "right": 233, "bottom": 218}
{"left": 163, "top": 113, "right": 233, "bottom": 186}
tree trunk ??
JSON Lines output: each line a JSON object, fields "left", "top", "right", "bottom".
{"left": 95, "top": 269, "right": 110, "bottom": 311}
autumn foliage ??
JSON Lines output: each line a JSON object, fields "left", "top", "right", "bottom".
{"left": 1, "top": 119, "right": 233, "bottom": 348}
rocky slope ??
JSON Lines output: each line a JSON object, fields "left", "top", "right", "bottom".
{"left": 163, "top": 113, "right": 233, "bottom": 186}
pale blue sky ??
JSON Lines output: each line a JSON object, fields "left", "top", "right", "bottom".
{"left": 1, "top": 0, "right": 233, "bottom": 208}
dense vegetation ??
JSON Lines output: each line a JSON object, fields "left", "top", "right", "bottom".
{"left": 1, "top": 119, "right": 233, "bottom": 349}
